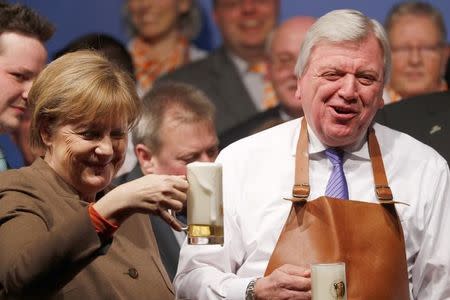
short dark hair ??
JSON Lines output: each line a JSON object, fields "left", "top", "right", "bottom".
{"left": 0, "top": 2, "right": 54, "bottom": 42}
{"left": 54, "top": 33, "right": 135, "bottom": 81}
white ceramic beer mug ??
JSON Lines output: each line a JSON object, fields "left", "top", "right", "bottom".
{"left": 312, "top": 262, "right": 347, "bottom": 300}
{"left": 185, "top": 161, "right": 224, "bottom": 245}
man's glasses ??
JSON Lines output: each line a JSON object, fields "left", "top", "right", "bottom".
{"left": 270, "top": 54, "right": 297, "bottom": 71}
{"left": 216, "top": 0, "right": 273, "bottom": 9}
{"left": 391, "top": 43, "right": 445, "bottom": 57}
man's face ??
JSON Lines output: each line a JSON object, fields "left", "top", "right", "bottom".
{"left": 269, "top": 17, "right": 315, "bottom": 118}
{"left": 214, "top": 0, "right": 278, "bottom": 58}
{"left": 0, "top": 32, "right": 47, "bottom": 133}
{"left": 138, "top": 118, "right": 219, "bottom": 176}
{"left": 389, "top": 15, "right": 449, "bottom": 98}
{"left": 296, "top": 35, "right": 385, "bottom": 147}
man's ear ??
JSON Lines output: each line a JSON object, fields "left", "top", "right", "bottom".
{"left": 212, "top": 3, "right": 220, "bottom": 25}
{"left": 444, "top": 44, "right": 450, "bottom": 63}
{"left": 440, "top": 44, "right": 450, "bottom": 78}
{"left": 378, "top": 96, "right": 385, "bottom": 109}
{"left": 135, "top": 144, "right": 155, "bottom": 175}
{"left": 295, "top": 78, "right": 302, "bottom": 103}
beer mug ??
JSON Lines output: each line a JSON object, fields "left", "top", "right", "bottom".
{"left": 173, "top": 162, "right": 224, "bottom": 245}
{"left": 312, "top": 262, "right": 347, "bottom": 300}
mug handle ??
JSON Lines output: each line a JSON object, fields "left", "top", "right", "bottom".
{"left": 168, "top": 209, "right": 188, "bottom": 231}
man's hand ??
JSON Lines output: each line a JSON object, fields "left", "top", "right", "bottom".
{"left": 254, "top": 264, "right": 311, "bottom": 300}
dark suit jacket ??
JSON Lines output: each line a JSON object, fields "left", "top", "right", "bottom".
{"left": 375, "top": 91, "right": 450, "bottom": 162}
{"left": 0, "top": 134, "right": 24, "bottom": 169}
{"left": 158, "top": 46, "right": 259, "bottom": 134}
{"left": 115, "top": 165, "right": 182, "bottom": 281}
{"left": 219, "top": 105, "right": 285, "bottom": 149}
{"left": 0, "top": 158, "right": 173, "bottom": 299}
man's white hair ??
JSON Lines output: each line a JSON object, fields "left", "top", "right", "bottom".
{"left": 294, "top": 9, "right": 391, "bottom": 84}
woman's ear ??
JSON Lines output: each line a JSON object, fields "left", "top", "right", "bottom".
{"left": 40, "top": 121, "right": 52, "bottom": 147}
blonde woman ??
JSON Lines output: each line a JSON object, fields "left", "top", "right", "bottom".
{"left": 0, "top": 51, "right": 187, "bottom": 299}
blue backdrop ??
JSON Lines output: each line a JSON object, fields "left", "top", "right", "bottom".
{"left": 9, "top": 0, "right": 450, "bottom": 59}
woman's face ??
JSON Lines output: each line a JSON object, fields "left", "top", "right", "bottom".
{"left": 43, "top": 119, "right": 128, "bottom": 200}
{"left": 127, "top": 0, "right": 189, "bottom": 41}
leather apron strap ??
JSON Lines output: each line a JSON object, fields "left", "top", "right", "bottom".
{"left": 291, "top": 117, "right": 310, "bottom": 201}
{"left": 290, "top": 118, "right": 394, "bottom": 203}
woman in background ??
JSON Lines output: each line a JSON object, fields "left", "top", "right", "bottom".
{"left": 126, "top": 0, "right": 206, "bottom": 95}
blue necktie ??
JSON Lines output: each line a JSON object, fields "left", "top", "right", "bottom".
{"left": 0, "top": 147, "right": 7, "bottom": 172}
{"left": 324, "top": 148, "right": 348, "bottom": 199}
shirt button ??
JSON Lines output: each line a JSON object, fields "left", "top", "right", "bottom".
{"left": 127, "top": 267, "right": 139, "bottom": 279}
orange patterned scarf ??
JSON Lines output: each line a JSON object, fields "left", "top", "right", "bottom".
{"left": 131, "top": 36, "right": 189, "bottom": 93}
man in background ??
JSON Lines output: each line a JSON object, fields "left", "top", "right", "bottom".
{"left": 384, "top": 1, "right": 448, "bottom": 103}
{"left": 375, "top": 2, "right": 450, "bottom": 162}
{"left": 115, "top": 81, "right": 219, "bottom": 280}
{"left": 160, "top": 0, "right": 279, "bottom": 134}
{"left": 0, "top": 2, "right": 54, "bottom": 170}
{"left": 219, "top": 16, "right": 315, "bottom": 148}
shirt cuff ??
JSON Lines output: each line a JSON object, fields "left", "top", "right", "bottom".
{"left": 88, "top": 203, "right": 119, "bottom": 240}
{"left": 224, "top": 277, "right": 254, "bottom": 300}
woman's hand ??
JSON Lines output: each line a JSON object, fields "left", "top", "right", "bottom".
{"left": 93, "top": 174, "right": 188, "bottom": 229}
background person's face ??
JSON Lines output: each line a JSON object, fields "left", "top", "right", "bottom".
{"left": 214, "top": 0, "right": 278, "bottom": 57}
{"left": 128, "top": 0, "right": 189, "bottom": 41}
{"left": 144, "top": 119, "right": 218, "bottom": 176}
{"left": 389, "top": 15, "right": 449, "bottom": 98}
{"left": 296, "top": 36, "right": 384, "bottom": 147}
{"left": 43, "top": 120, "right": 128, "bottom": 200}
{"left": 269, "top": 18, "right": 314, "bottom": 117}
{"left": 0, "top": 33, "right": 47, "bottom": 133}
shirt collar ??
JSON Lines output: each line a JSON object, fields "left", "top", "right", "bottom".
{"left": 290, "top": 117, "right": 371, "bottom": 160}
{"left": 279, "top": 108, "right": 294, "bottom": 122}
{"left": 227, "top": 51, "right": 249, "bottom": 75}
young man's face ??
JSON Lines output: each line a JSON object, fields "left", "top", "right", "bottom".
{"left": 0, "top": 32, "right": 47, "bottom": 133}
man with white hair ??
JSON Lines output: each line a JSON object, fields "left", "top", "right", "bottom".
{"left": 174, "top": 9, "right": 450, "bottom": 299}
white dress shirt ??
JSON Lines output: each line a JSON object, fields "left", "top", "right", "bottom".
{"left": 228, "top": 53, "right": 265, "bottom": 112}
{"left": 174, "top": 118, "right": 450, "bottom": 300}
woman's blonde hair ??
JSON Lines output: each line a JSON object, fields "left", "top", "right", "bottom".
{"left": 29, "top": 50, "right": 141, "bottom": 151}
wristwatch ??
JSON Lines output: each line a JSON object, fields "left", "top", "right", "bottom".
{"left": 245, "top": 278, "right": 258, "bottom": 300}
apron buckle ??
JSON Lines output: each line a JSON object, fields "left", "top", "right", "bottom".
{"left": 375, "top": 184, "right": 393, "bottom": 201}
{"left": 283, "top": 184, "right": 310, "bottom": 203}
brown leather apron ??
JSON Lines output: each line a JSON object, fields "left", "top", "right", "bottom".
{"left": 264, "top": 118, "right": 410, "bottom": 299}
